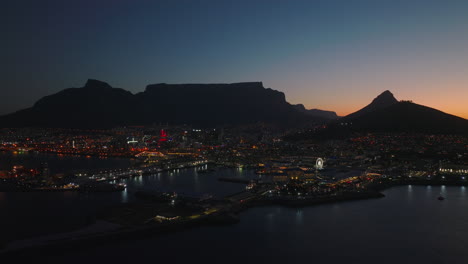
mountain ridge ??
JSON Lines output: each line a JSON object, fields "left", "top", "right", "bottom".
{"left": 0, "top": 79, "right": 328, "bottom": 128}
{"left": 292, "top": 104, "right": 338, "bottom": 119}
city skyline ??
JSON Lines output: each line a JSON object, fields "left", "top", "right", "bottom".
{"left": 4, "top": 1, "right": 468, "bottom": 261}
{"left": 4, "top": 0, "right": 468, "bottom": 119}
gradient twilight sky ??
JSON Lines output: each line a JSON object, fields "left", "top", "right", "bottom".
{"left": 3, "top": 0, "right": 468, "bottom": 118}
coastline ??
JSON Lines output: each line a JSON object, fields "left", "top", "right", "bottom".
{"left": 1, "top": 178, "right": 466, "bottom": 257}
{"left": 0, "top": 189, "right": 386, "bottom": 257}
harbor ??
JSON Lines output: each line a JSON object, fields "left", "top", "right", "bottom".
{"left": 3, "top": 164, "right": 464, "bottom": 257}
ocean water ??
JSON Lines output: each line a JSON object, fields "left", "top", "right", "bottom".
{"left": 1, "top": 152, "right": 468, "bottom": 263}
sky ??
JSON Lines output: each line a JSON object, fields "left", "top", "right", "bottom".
{"left": 3, "top": 0, "right": 468, "bottom": 118}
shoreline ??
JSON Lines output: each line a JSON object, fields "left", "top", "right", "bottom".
{"left": 1, "top": 179, "right": 465, "bottom": 257}
{"left": 0, "top": 185, "right": 397, "bottom": 257}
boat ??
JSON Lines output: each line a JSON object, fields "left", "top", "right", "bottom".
{"left": 437, "top": 195, "right": 445, "bottom": 201}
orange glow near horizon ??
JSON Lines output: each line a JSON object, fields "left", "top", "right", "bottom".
{"left": 278, "top": 67, "right": 468, "bottom": 120}
{"left": 300, "top": 92, "right": 468, "bottom": 120}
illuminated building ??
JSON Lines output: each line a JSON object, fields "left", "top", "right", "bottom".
{"left": 159, "top": 129, "right": 168, "bottom": 142}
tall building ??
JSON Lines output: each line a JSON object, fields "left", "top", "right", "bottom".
{"left": 159, "top": 129, "right": 168, "bottom": 142}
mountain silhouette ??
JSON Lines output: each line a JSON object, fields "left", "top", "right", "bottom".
{"left": 339, "top": 91, "right": 468, "bottom": 134}
{"left": 287, "top": 90, "right": 468, "bottom": 140}
{"left": 292, "top": 104, "right": 338, "bottom": 120}
{"left": 345, "top": 90, "right": 398, "bottom": 119}
{"left": 0, "top": 79, "right": 328, "bottom": 128}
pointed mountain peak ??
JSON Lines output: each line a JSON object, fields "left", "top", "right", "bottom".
{"left": 344, "top": 91, "right": 398, "bottom": 119}
{"left": 84, "top": 79, "right": 112, "bottom": 89}
{"left": 372, "top": 90, "right": 398, "bottom": 105}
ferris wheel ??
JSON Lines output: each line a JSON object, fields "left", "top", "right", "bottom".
{"left": 316, "top": 158, "right": 324, "bottom": 170}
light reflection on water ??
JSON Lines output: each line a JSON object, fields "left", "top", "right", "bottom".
{"left": 406, "top": 185, "right": 413, "bottom": 204}
{"left": 295, "top": 209, "right": 303, "bottom": 225}
{"left": 441, "top": 185, "right": 446, "bottom": 196}
{"left": 425, "top": 185, "right": 432, "bottom": 197}
{"left": 193, "top": 171, "right": 201, "bottom": 193}
{"left": 121, "top": 188, "right": 128, "bottom": 203}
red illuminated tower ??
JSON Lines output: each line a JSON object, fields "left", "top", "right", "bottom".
{"left": 159, "top": 129, "right": 168, "bottom": 142}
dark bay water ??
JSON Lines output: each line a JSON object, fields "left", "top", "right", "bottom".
{"left": 46, "top": 185, "right": 468, "bottom": 264}
{"left": 2, "top": 152, "right": 468, "bottom": 263}
{"left": 0, "top": 152, "right": 251, "bottom": 242}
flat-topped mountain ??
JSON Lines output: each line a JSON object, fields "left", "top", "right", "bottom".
{"left": 0, "top": 79, "right": 328, "bottom": 128}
